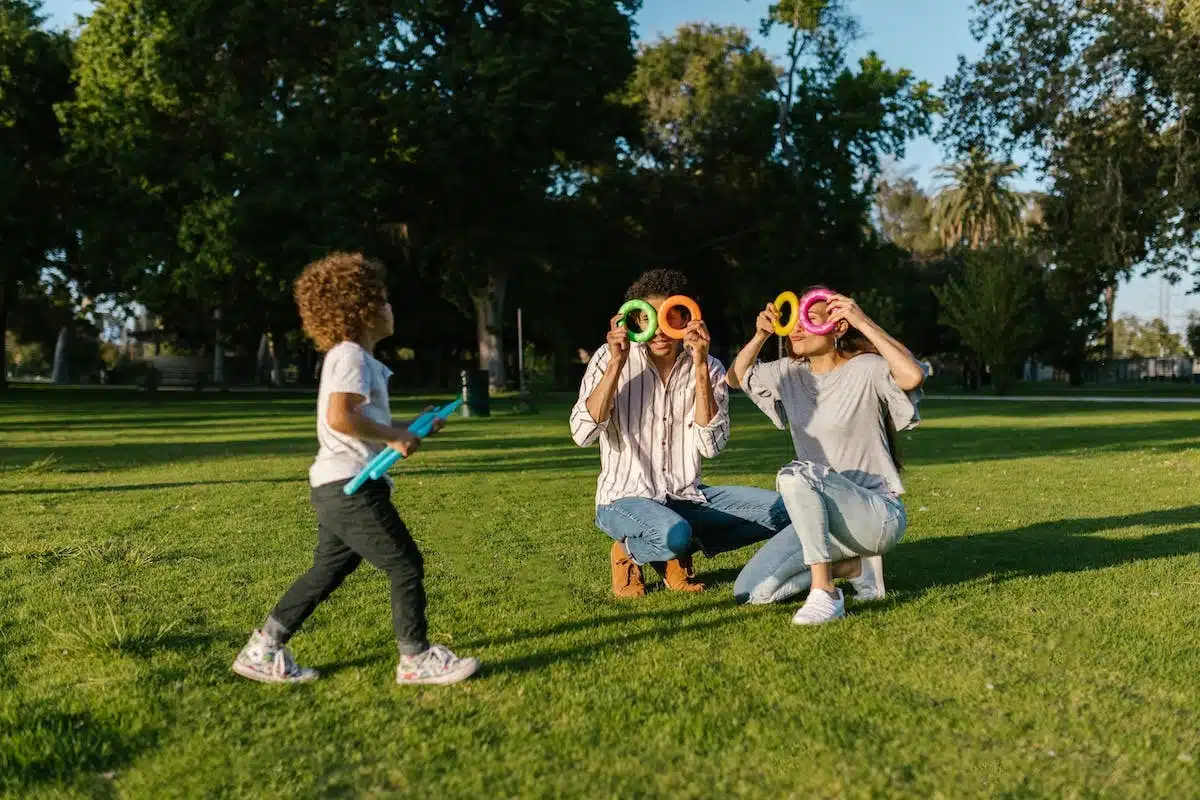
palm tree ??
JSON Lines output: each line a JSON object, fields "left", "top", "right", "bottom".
{"left": 932, "top": 149, "right": 1027, "bottom": 250}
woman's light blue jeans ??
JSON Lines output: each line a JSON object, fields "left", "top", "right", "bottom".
{"left": 734, "top": 461, "right": 906, "bottom": 604}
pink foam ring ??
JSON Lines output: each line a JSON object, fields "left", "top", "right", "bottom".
{"left": 799, "top": 289, "right": 837, "bottom": 335}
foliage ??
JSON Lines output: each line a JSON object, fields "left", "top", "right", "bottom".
{"left": 941, "top": 0, "right": 1200, "bottom": 286}
{"left": 1112, "top": 315, "right": 1187, "bottom": 359}
{"left": 931, "top": 148, "right": 1026, "bottom": 250}
{"left": 1188, "top": 311, "right": 1200, "bottom": 357}
{"left": 935, "top": 245, "right": 1042, "bottom": 394}
{"left": 875, "top": 173, "right": 942, "bottom": 259}
{"left": 0, "top": 0, "right": 72, "bottom": 389}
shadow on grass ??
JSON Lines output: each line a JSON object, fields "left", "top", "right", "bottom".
{"left": 458, "top": 596, "right": 735, "bottom": 651}
{"left": 481, "top": 608, "right": 749, "bottom": 677}
{"left": 0, "top": 479, "right": 293, "bottom": 496}
{"left": 0, "top": 702, "right": 159, "bottom": 797}
{"left": 890, "top": 506, "right": 1200, "bottom": 594}
{"left": 468, "top": 506, "right": 1200, "bottom": 671}
{"left": 3, "top": 393, "right": 1198, "bottom": 476}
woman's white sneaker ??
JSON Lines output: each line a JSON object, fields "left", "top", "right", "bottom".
{"left": 792, "top": 588, "right": 846, "bottom": 625}
{"left": 848, "top": 555, "right": 886, "bottom": 601}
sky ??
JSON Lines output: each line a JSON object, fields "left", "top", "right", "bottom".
{"left": 37, "top": 0, "right": 1198, "bottom": 330}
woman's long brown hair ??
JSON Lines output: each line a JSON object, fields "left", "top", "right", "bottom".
{"left": 785, "top": 286, "right": 903, "bottom": 471}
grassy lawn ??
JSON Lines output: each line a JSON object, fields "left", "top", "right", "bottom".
{"left": 2, "top": 388, "right": 1199, "bottom": 798}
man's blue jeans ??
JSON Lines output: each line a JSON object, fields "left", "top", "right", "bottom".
{"left": 595, "top": 485, "right": 790, "bottom": 564}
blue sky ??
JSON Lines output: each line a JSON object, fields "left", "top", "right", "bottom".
{"left": 37, "top": 0, "right": 1196, "bottom": 328}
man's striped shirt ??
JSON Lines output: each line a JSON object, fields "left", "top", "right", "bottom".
{"left": 570, "top": 344, "right": 730, "bottom": 508}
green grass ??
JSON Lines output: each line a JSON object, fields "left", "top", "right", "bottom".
{"left": 2, "top": 388, "right": 1199, "bottom": 798}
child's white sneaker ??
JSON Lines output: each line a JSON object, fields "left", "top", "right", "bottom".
{"left": 232, "top": 629, "right": 319, "bottom": 684}
{"left": 397, "top": 644, "right": 479, "bottom": 685}
{"left": 792, "top": 588, "right": 846, "bottom": 626}
{"left": 848, "top": 555, "right": 886, "bottom": 601}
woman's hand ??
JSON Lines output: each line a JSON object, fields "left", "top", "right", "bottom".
{"left": 756, "top": 303, "right": 778, "bottom": 338}
{"left": 825, "top": 293, "right": 870, "bottom": 329}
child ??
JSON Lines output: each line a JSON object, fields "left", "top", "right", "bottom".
{"left": 232, "top": 252, "right": 479, "bottom": 684}
{"left": 727, "top": 288, "right": 926, "bottom": 625}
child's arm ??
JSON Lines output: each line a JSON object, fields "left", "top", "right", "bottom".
{"left": 390, "top": 406, "right": 446, "bottom": 436}
{"left": 726, "top": 304, "right": 778, "bottom": 389}
{"left": 327, "top": 393, "right": 422, "bottom": 456}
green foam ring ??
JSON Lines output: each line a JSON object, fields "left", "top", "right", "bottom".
{"left": 617, "top": 299, "right": 658, "bottom": 343}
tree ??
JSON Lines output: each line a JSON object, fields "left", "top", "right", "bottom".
{"left": 63, "top": 0, "right": 404, "bottom": 385}
{"left": 1188, "top": 312, "right": 1200, "bottom": 358}
{"left": 0, "top": 0, "right": 71, "bottom": 390}
{"left": 875, "top": 173, "right": 941, "bottom": 259}
{"left": 1114, "top": 315, "right": 1186, "bottom": 358}
{"left": 935, "top": 245, "right": 1042, "bottom": 394}
{"left": 941, "top": 0, "right": 1200, "bottom": 361}
{"left": 382, "top": 0, "right": 640, "bottom": 392}
{"left": 931, "top": 149, "right": 1026, "bottom": 250}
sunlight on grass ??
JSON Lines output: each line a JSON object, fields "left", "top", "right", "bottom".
{"left": 1, "top": 388, "right": 1199, "bottom": 797}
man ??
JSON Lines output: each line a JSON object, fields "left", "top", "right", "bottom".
{"left": 570, "top": 269, "right": 791, "bottom": 598}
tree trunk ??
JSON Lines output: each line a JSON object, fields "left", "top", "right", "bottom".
{"left": 212, "top": 307, "right": 225, "bottom": 386}
{"left": 0, "top": 275, "right": 10, "bottom": 391}
{"left": 1104, "top": 282, "right": 1116, "bottom": 366}
{"left": 270, "top": 328, "right": 289, "bottom": 386}
{"left": 256, "top": 333, "right": 271, "bottom": 386}
{"left": 471, "top": 273, "right": 507, "bottom": 393}
{"left": 51, "top": 325, "right": 70, "bottom": 384}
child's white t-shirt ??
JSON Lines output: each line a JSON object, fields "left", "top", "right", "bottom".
{"left": 309, "top": 341, "right": 393, "bottom": 488}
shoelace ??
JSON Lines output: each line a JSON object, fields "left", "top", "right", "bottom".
{"left": 271, "top": 647, "right": 299, "bottom": 678}
{"left": 424, "top": 645, "right": 453, "bottom": 670}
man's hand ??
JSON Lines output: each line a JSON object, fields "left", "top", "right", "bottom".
{"left": 685, "top": 320, "right": 711, "bottom": 365}
{"left": 607, "top": 312, "right": 631, "bottom": 368}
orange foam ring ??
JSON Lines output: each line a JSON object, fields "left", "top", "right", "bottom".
{"left": 657, "top": 295, "right": 701, "bottom": 340}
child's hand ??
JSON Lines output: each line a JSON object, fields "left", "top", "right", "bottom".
{"left": 417, "top": 404, "right": 446, "bottom": 436}
{"left": 387, "top": 428, "right": 421, "bottom": 457}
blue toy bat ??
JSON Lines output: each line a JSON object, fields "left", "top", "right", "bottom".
{"left": 343, "top": 398, "right": 463, "bottom": 495}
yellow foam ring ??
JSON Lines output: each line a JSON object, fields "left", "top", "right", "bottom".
{"left": 657, "top": 295, "right": 701, "bottom": 340}
{"left": 773, "top": 291, "right": 799, "bottom": 336}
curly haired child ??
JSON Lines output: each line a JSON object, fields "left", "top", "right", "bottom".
{"left": 232, "top": 252, "right": 479, "bottom": 685}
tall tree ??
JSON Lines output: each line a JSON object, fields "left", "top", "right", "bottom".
{"left": 63, "top": 0, "right": 399, "bottom": 381}
{"left": 0, "top": 0, "right": 72, "bottom": 390}
{"left": 931, "top": 149, "right": 1026, "bottom": 250}
{"left": 941, "top": 0, "right": 1200, "bottom": 359}
{"left": 384, "top": 0, "right": 640, "bottom": 391}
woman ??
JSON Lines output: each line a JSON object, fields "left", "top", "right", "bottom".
{"left": 727, "top": 289, "right": 926, "bottom": 624}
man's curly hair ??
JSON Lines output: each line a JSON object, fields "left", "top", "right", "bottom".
{"left": 294, "top": 252, "right": 387, "bottom": 352}
{"left": 625, "top": 268, "right": 692, "bottom": 301}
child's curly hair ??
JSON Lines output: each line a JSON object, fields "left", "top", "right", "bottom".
{"left": 294, "top": 252, "right": 387, "bottom": 352}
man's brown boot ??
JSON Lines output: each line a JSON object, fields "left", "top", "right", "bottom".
{"left": 661, "top": 556, "right": 704, "bottom": 593}
{"left": 611, "top": 541, "right": 646, "bottom": 598}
